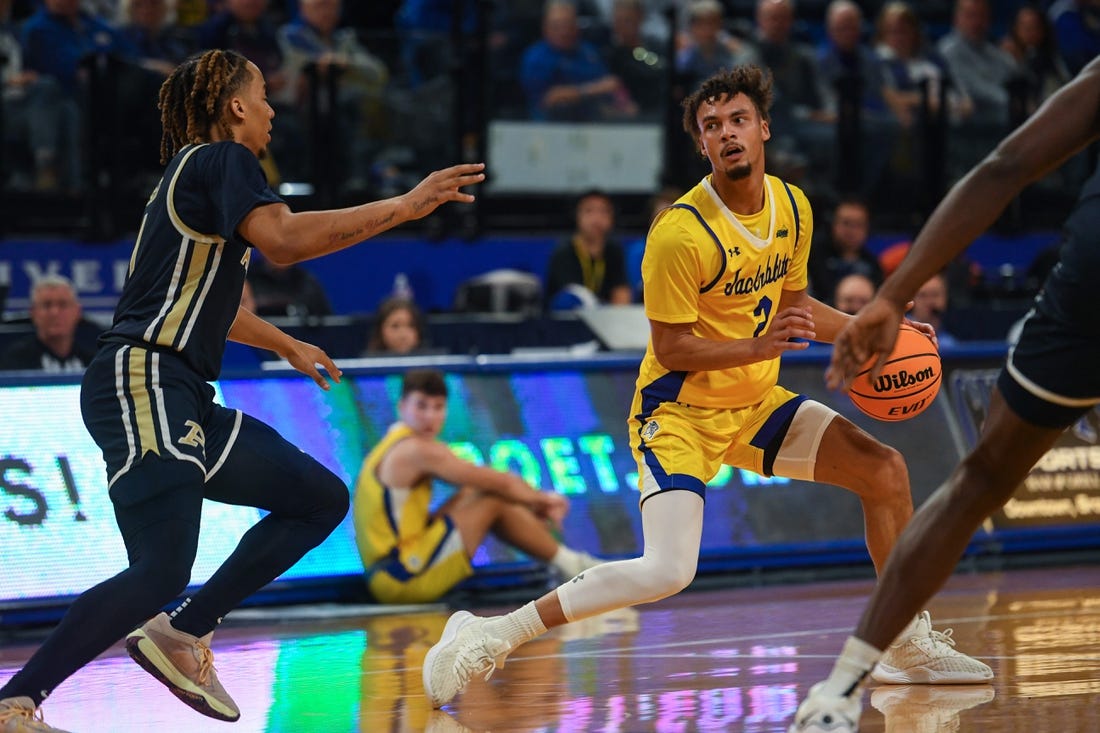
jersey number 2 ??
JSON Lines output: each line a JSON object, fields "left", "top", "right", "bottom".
{"left": 752, "top": 296, "right": 772, "bottom": 338}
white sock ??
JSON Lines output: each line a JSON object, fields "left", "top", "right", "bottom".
{"left": 483, "top": 601, "right": 547, "bottom": 651}
{"left": 550, "top": 545, "right": 587, "bottom": 578}
{"left": 820, "top": 636, "right": 882, "bottom": 697}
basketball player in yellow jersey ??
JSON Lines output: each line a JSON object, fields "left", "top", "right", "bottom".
{"left": 421, "top": 66, "right": 990, "bottom": 710}
{"left": 353, "top": 369, "right": 600, "bottom": 605}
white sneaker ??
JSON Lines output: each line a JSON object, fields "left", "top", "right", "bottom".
{"left": 872, "top": 611, "right": 993, "bottom": 684}
{"left": 422, "top": 611, "right": 510, "bottom": 708}
{"left": 788, "top": 682, "right": 861, "bottom": 732}
{"left": 871, "top": 684, "right": 995, "bottom": 733}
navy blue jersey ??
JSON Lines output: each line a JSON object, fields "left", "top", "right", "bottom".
{"left": 100, "top": 142, "right": 283, "bottom": 379}
{"left": 1038, "top": 163, "right": 1100, "bottom": 338}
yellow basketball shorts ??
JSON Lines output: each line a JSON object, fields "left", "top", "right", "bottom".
{"left": 364, "top": 516, "right": 473, "bottom": 604}
{"left": 628, "top": 385, "right": 836, "bottom": 504}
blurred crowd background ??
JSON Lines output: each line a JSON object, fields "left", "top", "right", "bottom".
{"left": 1, "top": 0, "right": 1097, "bottom": 369}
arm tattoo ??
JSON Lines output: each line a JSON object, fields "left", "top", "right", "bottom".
{"left": 329, "top": 226, "right": 366, "bottom": 245}
{"left": 411, "top": 196, "right": 438, "bottom": 214}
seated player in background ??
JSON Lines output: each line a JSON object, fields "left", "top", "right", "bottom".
{"left": 353, "top": 369, "right": 601, "bottom": 603}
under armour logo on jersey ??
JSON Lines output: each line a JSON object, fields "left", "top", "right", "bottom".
{"left": 178, "top": 420, "right": 206, "bottom": 448}
{"left": 571, "top": 573, "right": 585, "bottom": 583}
{"left": 727, "top": 246, "right": 741, "bottom": 257}
{"left": 776, "top": 227, "right": 789, "bottom": 238}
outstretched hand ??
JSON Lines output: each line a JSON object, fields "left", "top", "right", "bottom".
{"left": 284, "top": 338, "right": 343, "bottom": 391}
{"left": 402, "top": 163, "right": 486, "bottom": 221}
{"left": 826, "top": 297, "right": 906, "bottom": 391}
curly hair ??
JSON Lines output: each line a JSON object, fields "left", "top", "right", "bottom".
{"left": 157, "top": 50, "right": 253, "bottom": 164}
{"left": 680, "top": 65, "right": 774, "bottom": 150}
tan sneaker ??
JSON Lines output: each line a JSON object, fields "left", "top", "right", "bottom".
{"left": 0, "top": 697, "right": 71, "bottom": 733}
{"left": 125, "top": 613, "right": 240, "bottom": 721}
{"left": 873, "top": 611, "right": 994, "bottom": 684}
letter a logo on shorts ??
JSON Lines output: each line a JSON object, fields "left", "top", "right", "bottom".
{"left": 178, "top": 420, "right": 206, "bottom": 448}
{"left": 642, "top": 420, "right": 660, "bottom": 440}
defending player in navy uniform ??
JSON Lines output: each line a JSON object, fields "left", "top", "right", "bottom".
{"left": 0, "top": 49, "right": 484, "bottom": 731}
{"left": 790, "top": 56, "right": 1100, "bottom": 733}
{"left": 420, "top": 66, "right": 989, "bottom": 713}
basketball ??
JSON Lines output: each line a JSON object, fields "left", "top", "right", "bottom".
{"left": 848, "top": 324, "right": 941, "bottom": 421}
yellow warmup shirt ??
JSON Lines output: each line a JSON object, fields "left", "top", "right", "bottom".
{"left": 353, "top": 422, "right": 433, "bottom": 570}
{"left": 637, "top": 174, "right": 813, "bottom": 409}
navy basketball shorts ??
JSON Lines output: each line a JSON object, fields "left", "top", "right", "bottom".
{"left": 81, "top": 343, "right": 242, "bottom": 507}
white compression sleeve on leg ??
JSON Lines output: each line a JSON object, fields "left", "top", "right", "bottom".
{"left": 557, "top": 490, "right": 704, "bottom": 622}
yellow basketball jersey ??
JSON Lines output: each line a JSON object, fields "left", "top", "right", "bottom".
{"left": 353, "top": 422, "right": 433, "bottom": 568}
{"left": 636, "top": 174, "right": 813, "bottom": 409}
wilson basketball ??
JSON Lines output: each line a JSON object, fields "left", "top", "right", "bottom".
{"left": 848, "top": 324, "right": 941, "bottom": 421}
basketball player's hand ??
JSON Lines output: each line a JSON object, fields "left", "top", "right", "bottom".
{"left": 533, "top": 491, "right": 570, "bottom": 530}
{"left": 402, "top": 163, "right": 486, "bottom": 220}
{"left": 902, "top": 304, "right": 939, "bottom": 351}
{"left": 285, "top": 339, "right": 342, "bottom": 391}
{"left": 827, "top": 297, "right": 905, "bottom": 391}
{"left": 757, "top": 307, "right": 815, "bottom": 359}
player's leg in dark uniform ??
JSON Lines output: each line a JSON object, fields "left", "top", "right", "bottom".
{"left": 166, "top": 410, "right": 349, "bottom": 638}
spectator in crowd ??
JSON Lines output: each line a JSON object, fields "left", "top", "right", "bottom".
{"left": 1001, "top": 3, "right": 1072, "bottom": 112}
{"left": 872, "top": 2, "right": 968, "bottom": 200}
{"left": 0, "top": 275, "right": 95, "bottom": 372}
{"left": 198, "top": 0, "right": 301, "bottom": 179}
{"left": 19, "top": 0, "right": 135, "bottom": 191}
{"left": 908, "top": 272, "right": 958, "bottom": 348}
{"left": 816, "top": 0, "right": 902, "bottom": 197}
{"left": 520, "top": 0, "right": 636, "bottom": 121}
{"left": 676, "top": 0, "right": 752, "bottom": 93}
{"left": 353, "top": 368, "right": 601, "bottom": 603}
{"left": 874, "top": 2, "right": 960, "bottom": 128}
{"left": 363, "top": 296, "right": 427, "bottom": 356}
{"left": 591, "top": 0, "right": 669, "bottom": 45}
{"left": 625, "top": 185, "right": 683, "bottom": 301}
{"left": 21, "top": 0, "right": 135, "bottom": 94}
{"left": 937, "top": 0, "right": 1020, "bottom": 174}
{"left": 116, "top": 0, "right": 196, "bottom": 179}
{"left": 278, "top": 0, "right": 390, "bottom": 191}
{"left": 2, "top": 0, "right": 61, "bottom": 190}
{"left": 833, "top": 272, "right": 876, "bottom": 316}
{"left": 118, "top": 0, "right": 193, "bottom": 77}
{"left": 546, "top": 189, "right": 632, "bottom": 308}
{"left": 600, "top": 0, "right": 666, "bottom": 120}
{"left": 809, "top": 197, "right": 883, "bottom": 305}
{"left": 246, "top": 254, "right": 334, "bottom": 319}
{"left": 1048, "top": 0, "right": 1100, "bottom": 76}
{"left": 739, "top": 0, "right": 833, "bottom": 191}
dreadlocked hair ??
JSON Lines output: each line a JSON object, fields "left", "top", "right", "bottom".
{"left": 157, "top": 50, "right": 252, "bottom": 164}
{"left": 681, "top": 65, "right": 774, "bottom": 150}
